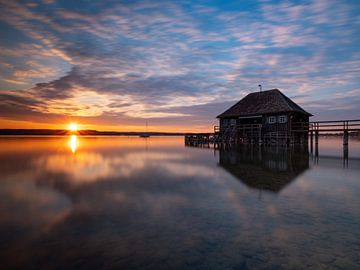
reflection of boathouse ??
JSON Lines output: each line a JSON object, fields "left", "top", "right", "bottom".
{"left": 219, "top": 145, "right": 309, "bottom": 192}
{"left": 215, "top": 89, "right": 312, "bottom": 145}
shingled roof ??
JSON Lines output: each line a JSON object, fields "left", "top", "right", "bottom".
{"left": 217, "top": 89, "right": 312, "bottom": 118}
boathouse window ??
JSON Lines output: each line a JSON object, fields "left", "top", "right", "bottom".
{"left": 278, "top": 115, "right": 287, "bottom": 123}
{"left": 230, "top": 119, "right": 236, "bottom": 126}
{"left": 268, "top": 116, "right": 276, "bottom": 124}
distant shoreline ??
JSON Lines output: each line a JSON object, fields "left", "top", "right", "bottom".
{"left": 0, "top": 129, "right": 358, "bottom": 137}
{"left": 0, "top": 129, "right": 186, "bottom": 136}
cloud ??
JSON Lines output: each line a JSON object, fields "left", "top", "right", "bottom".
{"left": 1, "top": 78, "right": 27, "bottom": 85}
{"left": 0, "top": 0, "right": 359, "bottom": 129}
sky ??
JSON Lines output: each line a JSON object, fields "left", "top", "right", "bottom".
{"left": 0, "top": 0, "right": 359, "bottom": 132}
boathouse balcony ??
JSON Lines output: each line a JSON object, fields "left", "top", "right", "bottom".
{"left": 214, "top": 121, "right": 310, "bottom": 144}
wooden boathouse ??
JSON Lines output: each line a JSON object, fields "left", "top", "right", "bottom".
{"left": 184, "top": 88, "right": 359, "bottom": 158}
{"left": 214, "top": 89, "right": 312, "bottom": 145}
{"left": 185, "top": 88, "right": 312, "bottom": 145}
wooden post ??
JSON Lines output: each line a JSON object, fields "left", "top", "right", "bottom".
{"left": 343, "top": 144, "right": 349, "bottom": 168}
{"left": 343, "top": 121, "right": 348, "bottom": 146}
{"left": 310, "top": 131, "right": 313, "bottom": 153}
{"left": 259, "top": 125, "right": 262, "bottom": 145}
{"left": 343, "top": 131, "right": 348, "bottom": 145}
{"left": 315, "top": 130, "right": 319, "bottom": 159}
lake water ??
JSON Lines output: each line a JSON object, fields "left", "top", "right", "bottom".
{"left": 0, "top": 136, "right": 359, "bottom": 269}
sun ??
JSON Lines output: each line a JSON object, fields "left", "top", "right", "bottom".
{"left": 69, "top": 123, "right": 78, "bottom": 132}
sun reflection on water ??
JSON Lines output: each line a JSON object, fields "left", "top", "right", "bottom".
{"left": 69, "top": 135, "right": 77, "bottom": 153}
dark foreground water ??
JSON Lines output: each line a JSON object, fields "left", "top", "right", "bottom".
{"left": 0, "top": 136, "right": 359, "bottom": 270}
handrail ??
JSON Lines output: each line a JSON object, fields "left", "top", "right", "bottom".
{"left": 310, "top": 119, "right": 360, "bottom": 124}
{"left": 215, "top": 120, "right": 360, "bottom": 133}
{"left": 310, "top": 123, "right": 360, "bottom": 127}
{"left": 309, "top": 120, "right": 360, "bottom": 131}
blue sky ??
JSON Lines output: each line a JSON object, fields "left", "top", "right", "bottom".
{"left": 0, "top": 0, "right": 359, "bottom": 131}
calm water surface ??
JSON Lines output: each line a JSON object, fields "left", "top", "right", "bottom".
{"left": 0, "top": 136, "right": 359, "bottom": 270}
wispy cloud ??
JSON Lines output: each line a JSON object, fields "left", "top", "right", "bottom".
{"left": 0, "top": 0, "right": 359, "bottom": 130}
{"left": 1, "top": 79, "right": 27, "bottom": 85}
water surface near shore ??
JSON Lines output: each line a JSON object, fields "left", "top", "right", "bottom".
{"left": 0, "top": 136, "right": 359, "bottom": 269}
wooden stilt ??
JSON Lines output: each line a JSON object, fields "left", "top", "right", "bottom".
{"left": 315, "top": 131, "right": 319, "bottom": 160}
{"left": 343, "top": 131, "right": 348, "bottom": 146}
{"left": 343, "top": 144, "right": 349, "bottom": 168}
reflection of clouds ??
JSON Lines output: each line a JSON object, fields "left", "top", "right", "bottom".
{"left": 35, "top": 150, "right": 214, "bottom": 183}
{"left": 37, "top": 152, "right": 113, "bottom": 182}
{"left": 158, "top": 162, "right": 215, "bottom": 178}
{"left": 0, "top": 178, "right": 71, "bottom": 231}
{"left": 1, "top": 137, "right": 360, "bottom": 269}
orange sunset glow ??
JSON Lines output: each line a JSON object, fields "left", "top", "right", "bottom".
{"left": 0, "top": 0, "right": 359, "bottom": 133}
{"left": 69, "top": 123, "right": 78, "bottom": 132}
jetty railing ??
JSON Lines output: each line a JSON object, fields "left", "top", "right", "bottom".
{"left": 185, "top": 119, "right": 360, "bottom": 165}
{"left": 291, "top": 122, "right": 311, "bottom": 132}
{"left": 309, "top": 119, "right": 360, "bottom": 145}
{"left": 310, "top": 119, "right": 360, "bottom": 132}
{"left": 308, "top": 119, "right": 360, "bottom": 163}
{"left": 186, "top": 119, "right": 360, "bottom": 146}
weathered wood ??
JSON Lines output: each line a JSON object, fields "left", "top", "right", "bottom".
{"left": 343, "top": 131, "right": 349, "bottom": 146}
{"left": 186, "top": 119, "right": 359, "bottom": 154}
{"left": 308, "top": 120, "right": 360, "bottom": 159}
{"left": 315, "top": 142, "right": 319, "bottom": 158}
{"left": 343, "top": 145, "right": 349, "bottom": 168}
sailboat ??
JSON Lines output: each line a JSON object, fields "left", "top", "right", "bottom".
{"left": 139, "top": 121, "right": 150, "bottom": 138}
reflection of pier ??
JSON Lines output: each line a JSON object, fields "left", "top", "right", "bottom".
{"left": 218, "top": 145, "right": 309, "bottom": 193}
{"left": 309, "top": 154, "right": 360, "bottom": 170}
{"left": 184, "top": 133, "right": 214, "bottom": 147}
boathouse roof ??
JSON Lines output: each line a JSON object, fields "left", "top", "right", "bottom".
{"left": 217, "top": 89, "right": 312, "bottom": 118}
{"left": 220, "top": 161, "right": 307, "bottom": 193}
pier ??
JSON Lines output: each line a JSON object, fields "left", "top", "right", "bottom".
{"left": 185, "top": 119, "right": 360, "bottom": 161}
{"left": 309, "top": 119, "right": 360, "bottom": 163}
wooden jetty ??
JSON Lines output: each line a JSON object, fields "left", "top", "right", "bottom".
{"left": 185, "top": 89, "right": 359, "bottom": 162}
{"left": 309, "top": 119, "right": 360, "bottom": 162}
{"left": 185, "top": 119, "right": 360, "bottom": 144}
{"left": 310, "top": 119, "right": 360, "bottom": 145}
{"left": 185, "top": 119, "right": 360, "bottom": 161}
{"left": 185, "top": 89, "right": 359, "bottom": 154}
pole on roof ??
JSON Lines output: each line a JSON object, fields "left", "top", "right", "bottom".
{"left": 258, "top": 84, "right": 262, "bottom": 92}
